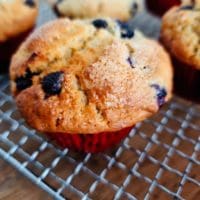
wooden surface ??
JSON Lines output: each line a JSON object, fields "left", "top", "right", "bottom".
{"left": 0, "top": 160, "right": 51, "bottom": 200}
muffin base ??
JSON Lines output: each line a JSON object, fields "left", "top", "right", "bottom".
{"left": 0, "top": 29, "right": 33, "bottom": 73}
{"left": 145, "top": 0, "right": 181, "bottom": 16}
{"left": 47, "top": 127, "right": 133, "bottom": 153}
{"left": 172, "top": 56, "right": 200, "bottom": 102}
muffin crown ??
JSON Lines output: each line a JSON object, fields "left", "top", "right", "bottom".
{"left": 54, "top": 0, "right": 142, "bottom": 21}
{"left": 10, "top": 18, "right": 173, "bottom": 134}
{"left": 161, "top": 3, "right": 200, "bottom": 69}
{"left": 0, "top": 0, "right": 38, "bottom": 42}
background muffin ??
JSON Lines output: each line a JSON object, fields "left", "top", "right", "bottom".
{"left": 10, "top": 18, "right": 173, "bottom": 152}
{"left": 0, "top": 0, "right": 38, "bottom": 72}
{"left": 161, "top": 2, "right": 200, "bottom": 101}
{"left": 146, "top": 0, "right": 181, "bottom": 16}
{"left": 145, "top": 0, "right": 199, "bottom": 16}
{"left": 53, "top": 0, "right": 142, "bottom": 21}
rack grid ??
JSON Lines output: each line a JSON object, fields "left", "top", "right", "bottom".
{"left": 0, "top": 1, "right": 200, "bottom": 199}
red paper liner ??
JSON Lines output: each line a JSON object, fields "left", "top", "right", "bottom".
{"left": 145, "top": 0, "right": 181, "bottom": 16}
{"left": 47, "top": 127, "right": 133, "bottom": 153}
{"left": 0, "top": 29, "right": 33, "bottom": 73}
{"left": 172, "top": 56, "right": 200, "bottom": 102}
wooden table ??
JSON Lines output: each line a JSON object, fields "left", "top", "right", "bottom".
{"left": 0, "top": 160, "right": 51, "bottom": 200}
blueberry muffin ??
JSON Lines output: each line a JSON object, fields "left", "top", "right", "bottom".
{"left": 10, "top": 18, "right": 173, "bottom": 153}
{"left": 161, "top": 1, "right": 200, "bottom": 100}
{"left": 145, "top": 0, "right": 199, "bottom": 16}
{"left": 0, "top": 0, "right": 38, "bottom": 72}
{"left": 53, "top": 0, "right": 142, "bottom": 21}
{"left": 146, "top": 0, "right": 181, "bottom": 16}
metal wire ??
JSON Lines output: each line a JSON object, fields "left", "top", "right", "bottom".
{"left": 0, "top": 1, "right": 200, "bottom": 199}
{"left": 1, "top": 70, "right": 200, "bottom": 200}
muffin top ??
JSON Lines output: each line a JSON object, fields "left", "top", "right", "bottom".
{"left": 161, "top": 1, "right": 200, "bottom": 69}
{"left": 54, "top": 0, "right": 142, "bottom": 21}
{"left": 183, "top": 0, "right": 200, "bottom": 7}
{"left": 0, "top": 0, "right": 38, "bottom": 42}
{"left": 10, "top": 18, "right": 173, "bottom": 134}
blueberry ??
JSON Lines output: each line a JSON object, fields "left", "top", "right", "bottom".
{"left": 15, "top": 68, "right": 40, "bottom": 91}
{"left": 92, "top": 19, "right": 108, "bottom": 29}
{"left": 42, "top": 72, "right": 64, "bottom": 96}
{"left": 16, "top": 77, "right": 32, "bottom": 91}
{"left": 127, "top": 57, "right": 134, "bottom": 68}
{"left": 157, "top": 89, "right": 167, "bottom": 106}
{"left": 151, "top": 84, "right": 167, "bottom": 107}
{"left": 130, "top": 2, "right": 138, "bottom": 16}
{"left": 121, "top": 29, "right": 134, "bottom": 39}
{"left": 24, "top": 0, "right": 35, "bottom": 7}
{"left": 179, "top": 5, "right": 194, "bottom": 10}
{"left": 133, "top": 2, "right": 138, "bottom": 10}
{"left": 117, "top": 20, "right": 134, "bottom": 39}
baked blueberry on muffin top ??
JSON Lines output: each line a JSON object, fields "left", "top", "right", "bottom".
{"left": 24, "top": 0, "right": 36, "bottom": 7}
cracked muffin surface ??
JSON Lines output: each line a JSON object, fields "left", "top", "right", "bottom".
{"left": 0, "top": 0, "right": 38, "bottom": 42}
{"left": 54, "top": 0, "right": 142, "bottom": 21}
{"left": 10, "top": 18, "right": 173, "bottom": 134}
{"left": 161, "top": 1, "right": 200, "bottom": 69}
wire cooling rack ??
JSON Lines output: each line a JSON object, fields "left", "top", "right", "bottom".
{"left": 0, "top": 1, "right": 200, "bottom": 200}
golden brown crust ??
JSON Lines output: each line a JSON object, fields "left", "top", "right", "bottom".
{"left": 161, "top": 5, "right": 200, "bottom": 69}
{"left": 54, "top": 0, "right": 142, "bottom": 21}
{"left": 0, "top": 0, "right": 38, "bottom": 42}
{"left": 182, "top": 0, "right": 200, "bottom": 6}
{"left": 10, "top": 18, "right": 173, "bottom": 134}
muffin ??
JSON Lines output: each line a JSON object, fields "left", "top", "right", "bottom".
{"left": 146, "top": 0, "right": 181, "bottom": 16}
{"left": 145, "top": 0, "right": 198, "bottom": 16}
{"left": 53, "top": 0, "right": 142, "bottom": 21}
{"left": 161, "top": 2, "right": 200, "bottom": 101}
{"left": 0, "top": 0, "right": 38, "bottom": 72}
{"left": 10, "top": 18, "right": 173, "bottom": 153}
